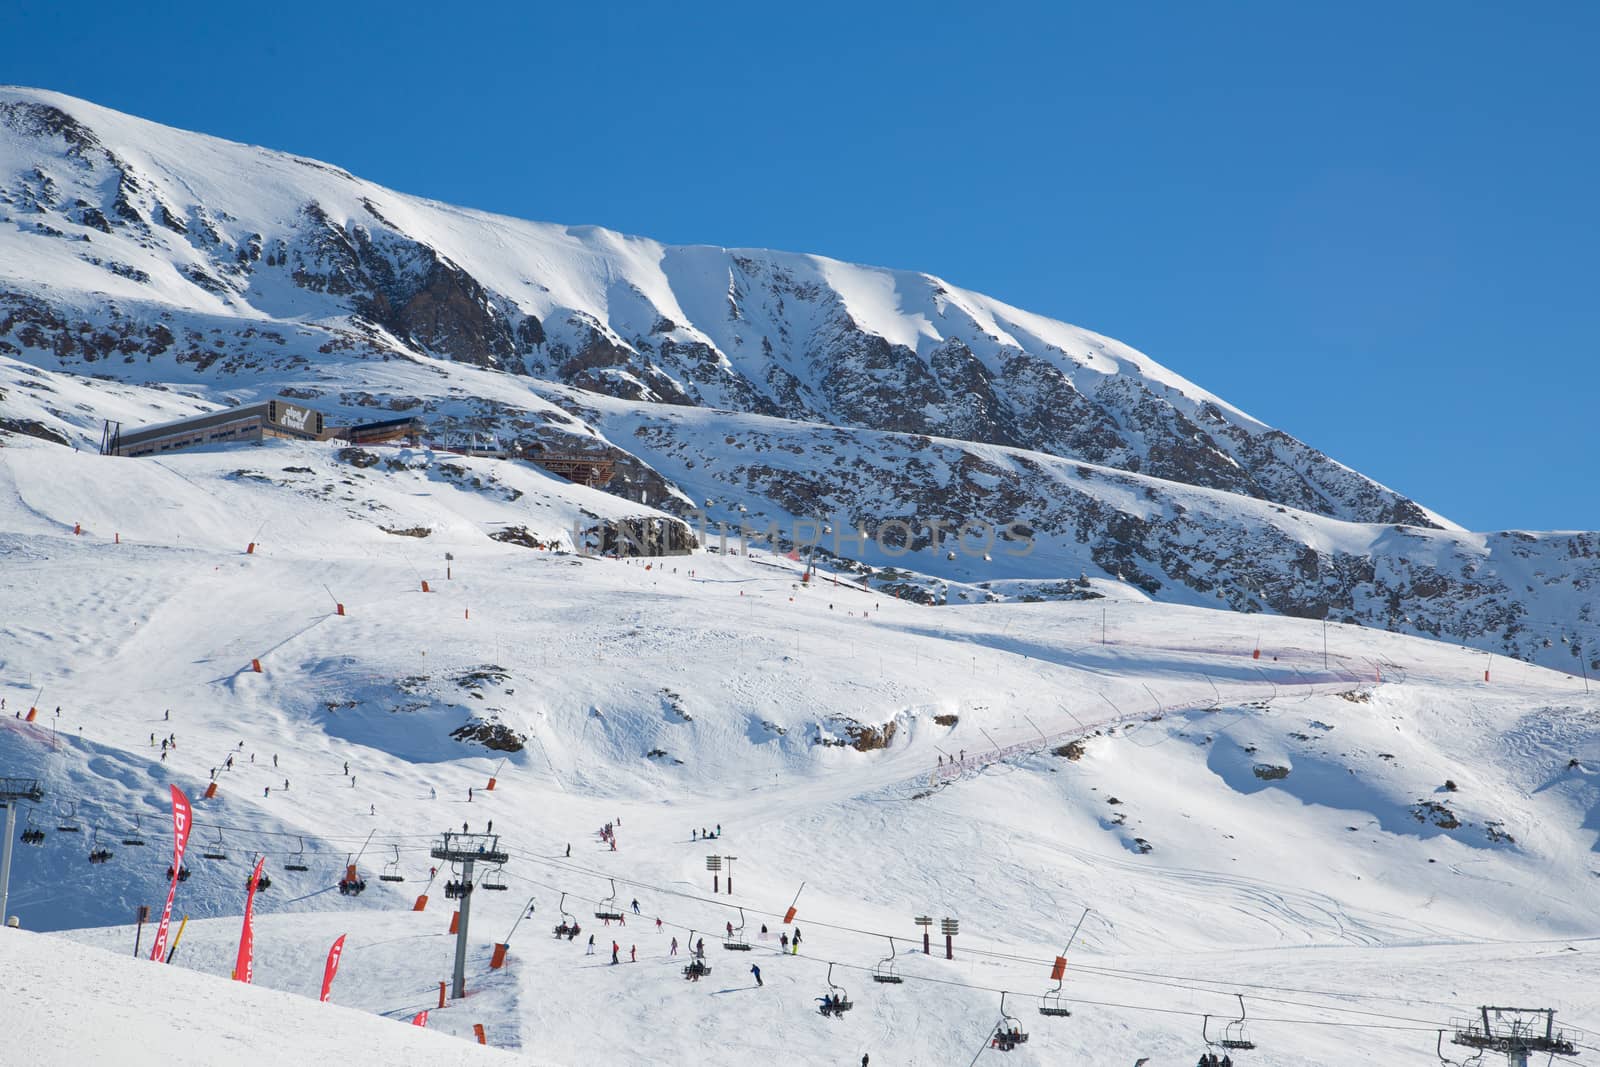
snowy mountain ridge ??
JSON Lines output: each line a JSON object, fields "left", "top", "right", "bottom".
{"left": 0, "top": 86, "right": 1596, "bottom": 674}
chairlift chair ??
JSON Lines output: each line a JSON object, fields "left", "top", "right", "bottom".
{"left": 56, "top": 801, "right": 81, "bottom": 833}
{"left": 379, "top": 845, "right": 406, "bottom": 883}
{"left": 593, "top": 877, "right": 624, "bottom": 921}
{"left": 1040, "top": 905, "right": 1086, "bottom": 1017}
{"left": 1218, "top": 994, "right": 1256, "bottom": 1051}
{"left": 338, "top": 854, "right": 366, "bottom": 895}
{"left": 87, "top": 826, "right": 114, "bottom": 865}
{"left": 872, "top": 938, "right": 904, "bottom": 984}
{"left": 990, "top": 992, "right": 1030, "bottom": 1051}
{"left": 722, "top": 907, "right": 752, "bottom": 951}
{"left": 554, "top": 893, "right": 577, "bottom": 938}
{"left": 166, "top": 864, "right": 192, "bottom": 881}
{"left": 200, "top": 826, "right": 229, "bottom": 861}
{"left": 483, "top": 863, "right": 509, "bottom": 891}
{"left": 21, "top": 807, "right": 46, "bottom": 845}
{"left": 121, "top": 814, "right": 146, "bottom": 847}
{"left": 284, "top": 837, "right": 310, "bottom": 872}
{"left": 818, "top": 963, "right": 853, "bottom": 1017}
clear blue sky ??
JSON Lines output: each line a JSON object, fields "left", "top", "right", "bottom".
{"left": 6, "top": 1, "right": 1595, "bottom": 531}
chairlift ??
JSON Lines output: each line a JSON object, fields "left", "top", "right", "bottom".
{"left": 200, "top": 826, "right": 229, "bottom": 861}
{"left": 1218, "top": 994, "right": 1256, "bottom": 1051}
{"left": 338, "top": 855, "right": 366, "bottom": 895}
{"left": 166, "top": 864, "right": 191, "bottom": 881}
{"left": 871, "top": 937, "right": 904, "bottom": 984}
{"left": 55, "top": 800, "right": 81, "bottom": 833}
{"left": 249, "top": 860, "right": 273, "bottom": 892}
{"left": 553, "top": 893, "right": 579, "bottom": 939}
{"left": 121, "top": 813, "right": 146, "bottom": 847}
{"left": 682, "top": 957, "right": 712, "bottom": 980}
{"left": 483, "top": 863, "right": 509, "bottom": 891}
{"left": 87, "top": 826, "right": 114, "bottom": 865}
{"left": 990, "top": 992, "right": 1030, "bottom": 1051}
{"left": 21, "top": 807, "right": 46, "bottom": 845}
{"left": 1040, "top": 907, "right": 1089, "bottom": 1017}
{"left": 818, "top": 962, "right": 853, "bottom": 1017}
{"left": 379, "top": 845, "right": 406, "bottom": 883}
{"left": 593, "top": 878, "right": 624, "bottom": 921}
{"left": 284, "top": 837, "right": 310, "bottom": 872}
{"left": 722, "top": 907, "right": 751, "bottom": 951}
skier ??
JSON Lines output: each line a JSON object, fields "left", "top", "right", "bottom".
{"left": 792, "top": 928, "right": 801, "bottom": 954}
{"left": 272, "top": 754, "right": 277, "bottom": 768}
{"left": 462, "top": 821, "right": 468, "bottom": 833}
{"left": 566, "top": 843, "right": 571, "bottom": 857}
{"left": 611, "top": 941, "right": 619, "bottom": 965}
{"left": 692, "top": 828, "right": 697, "bottom": 841}
{"left": 263, "top": 786, "right": 269, "bottom": 797}
{"left": 695, "top": 937, "right": 705, "bottom": 958}
{"left": 468, "top": 787, "right": 473, "bottom": 802}
{"left": 487, "top": 820, "right": 493, "bottom": 833}
{"left": 430, "top": 786, "right": 436, "bottom": 799}
{"left": 369, "top": 804, "right": 375, "bottom": 816}
{"left": 863, "top": 1056, "right": 870, "bottom": 1067}
{"left": 760, "top": 924, "right": 768, "bottom": 939}
{"left": 655, "top": 917, "right": 663, "bottom": 931}
{"left": 351, "top": 775, "right": 356, "bottom": 788}
{"left": 726, "top": 921, "right": 733, "bottom": 938}
{"left": 780, "top": 933, "right": 789, "bottom": 953}
{"left": 586, "top": 934, "right": 595, "bottom": 955}
{"left": 343, "top": 761, "right": 349, "bottom": 775}
{"left": 630, "top": 944, "right": 636, "bottom": 962}
{"left": 283, "top": 779, "right": 289, "bottom": 790}
{"left": 632, "top": 899, "right": 640, "bottom": 914}
{"left": 751, "top": 964, "right": 763, "bottom": 987}
{"left": 670, "top": 937, "right": 679, "bottom": 956}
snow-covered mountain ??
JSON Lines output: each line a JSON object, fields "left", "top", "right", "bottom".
{"left": 1, "top": 86, "right": 1595, "bottom": 674}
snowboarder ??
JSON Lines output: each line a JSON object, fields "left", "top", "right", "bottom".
{"left": 751, "top": 964, "right": 763, "bottom": 987}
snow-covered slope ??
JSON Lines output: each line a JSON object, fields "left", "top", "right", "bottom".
{"left": 5, "top": 927, "right": 526, "bottom": 1065}
{"left": 3, "top": 435, "right": 1599, "bottom": 1064}
{"left": 1, "top": 87, "right": 1595, "bottom": 673}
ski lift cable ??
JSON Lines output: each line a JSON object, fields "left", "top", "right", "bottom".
{"left": 486, "top": 865, "right": 1458, "bottom": 1037}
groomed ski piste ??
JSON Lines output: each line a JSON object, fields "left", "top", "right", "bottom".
{"left": 2, "top": 432, "right": 1599, "bottom": 1065}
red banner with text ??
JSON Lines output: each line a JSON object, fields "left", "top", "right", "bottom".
{"left": 233, "top": 855, "right": 266, "bottom": 982}
{"left": 150, "top": 786, "right": 192, "bottom": 962}
{"left": 320, "top": 934, "right": 347, "bottom": 1002}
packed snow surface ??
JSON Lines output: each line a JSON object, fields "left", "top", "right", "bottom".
{"left": 2, "top": 434, "right": 1599, "bottom": 1064}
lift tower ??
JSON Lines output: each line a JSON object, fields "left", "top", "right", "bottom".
{"left": 431, "top": 831, "right": 508, "bottom": 999}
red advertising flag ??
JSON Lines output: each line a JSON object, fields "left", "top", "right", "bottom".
{"left": 150, "top": 786, "right": 193, "bottom": 962}
{"left": 320, "top": 934, "right": 347, "bottom": 1003}
{"left": 233, "top": 855, "right": 266, "bottom": 983}
{"left": 411, "top": 1010, "right": 429, "bottom": 1027}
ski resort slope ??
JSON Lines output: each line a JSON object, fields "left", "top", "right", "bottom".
{"left": 3, "top": 433, "right": 1600, "bottom": 1065}
{"left": 5, "top": 927, "right": 526, "bottom": 1066}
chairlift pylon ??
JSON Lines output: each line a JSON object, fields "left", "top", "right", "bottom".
{"left": 990, "top": 991, "right": 1030, "bottom": 1051}
{"left": 284, "top": 836, "right": 309, "bottom": 872}
{"left": 593, "top": 878, "right": 624, "bottom": 921}
{"left": 871, "top": 937, "right": 903, "bottom": 984}
{"left": 121, "top": 813, "right": 146, "bottom": 847}
{"left": 379, "top": 844, "right": 405, "bottom": 883}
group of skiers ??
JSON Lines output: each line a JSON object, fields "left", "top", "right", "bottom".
{"left": 691, "top": 823, "right": 723, "bottom": 841}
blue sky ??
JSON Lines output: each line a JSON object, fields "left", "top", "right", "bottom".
{"left": 5, "top": 2, "right": 1594, "bottom": 530}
